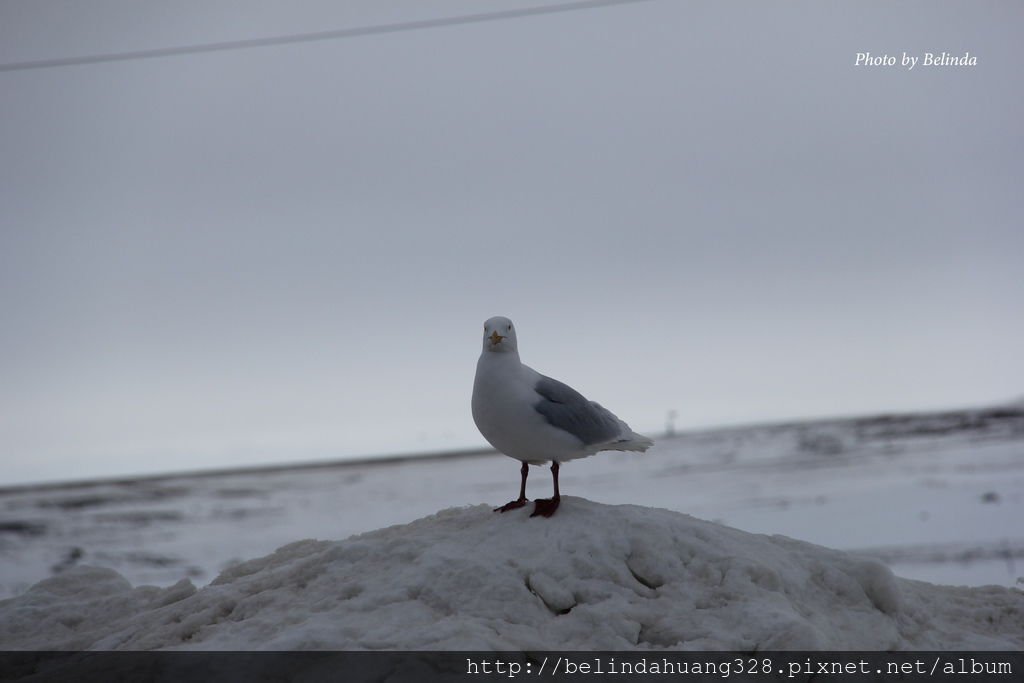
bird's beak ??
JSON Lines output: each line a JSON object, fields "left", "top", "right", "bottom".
{"left": 489, "top": 331, "right": 504, "bottom": 345}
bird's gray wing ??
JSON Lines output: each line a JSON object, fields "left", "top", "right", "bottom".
{"left": 533, "top": 375, "right": 623, "bottom": 446}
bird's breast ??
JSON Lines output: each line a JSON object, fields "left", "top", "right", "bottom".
{"left": 472, "top": 356, "right": 581, "bottom": 461}
{"left": 472, "top": 358, "right": 532, "bottom": 434}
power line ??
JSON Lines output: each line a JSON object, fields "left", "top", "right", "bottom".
{"left": 0, "top": 0, "right": 659, "bottom": 73}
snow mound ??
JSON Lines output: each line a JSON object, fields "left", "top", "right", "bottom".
{"left": 1, "top": 498, "right": 1021, "bottom": 650}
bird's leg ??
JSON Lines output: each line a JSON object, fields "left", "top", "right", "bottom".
{"left": 530, "top": 461, "right": 561, "bottom": 517}
{"left": 495, "top": 461, "right": 530, "bottom": 512}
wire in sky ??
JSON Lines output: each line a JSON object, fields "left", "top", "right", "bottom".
{"left": 0, "top": 0, "right": 660, "bottom": 73}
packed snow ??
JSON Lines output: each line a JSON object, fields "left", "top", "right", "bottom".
{"left": 1, "top": 405, "right": 1021, "bottom": 600}
{"left": 1, "top": 497, "right": 1021, "bottom": 650}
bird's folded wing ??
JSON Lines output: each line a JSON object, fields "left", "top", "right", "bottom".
{"left": 533, "top": 376, "right": 624, "bottom": 446}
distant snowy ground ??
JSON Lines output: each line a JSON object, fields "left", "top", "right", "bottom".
{"left": 0, "top": 405, "right": 1022, "bottom": 606}
{"left": 1, "top": 498, "right": 1021, "bottom": 650}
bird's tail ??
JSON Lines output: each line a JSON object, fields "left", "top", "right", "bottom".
{"left": 609, "top": 430, "right": 654, "bottom": 453}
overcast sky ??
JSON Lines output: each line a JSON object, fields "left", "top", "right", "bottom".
{"left": 1, "top": 1, "right": 1021, "bottom": 485}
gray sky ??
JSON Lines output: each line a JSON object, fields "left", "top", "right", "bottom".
{"left": 2, "top": 1, "right": 1022, "bottom": 485}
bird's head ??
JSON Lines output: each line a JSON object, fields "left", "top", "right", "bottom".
{"left": 482, "top": 316, "right": 518, "bottom": 353}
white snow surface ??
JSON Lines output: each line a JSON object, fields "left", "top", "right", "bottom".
{"left": 2, "top": 405, "right": 1023, "bottom": 602}
{"left": 1, "top": 497, "right": 1021, "bottom": 651}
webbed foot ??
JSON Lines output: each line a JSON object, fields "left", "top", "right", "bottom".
{"left": 530, "top": 497, "right": 560, "bottom": 518}
{"left": 494, "top": 498, "right": 528, "bottom": 513}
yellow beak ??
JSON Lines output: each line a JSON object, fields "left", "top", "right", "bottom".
{"left": 489, "top": 331, "right": 504, "bottom": 345}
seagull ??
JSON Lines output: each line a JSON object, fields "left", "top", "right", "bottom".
{"left": 472, "top": 316, "right": 653, "bottom": 517}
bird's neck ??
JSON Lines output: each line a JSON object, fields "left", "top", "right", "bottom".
{"left": 479, "top": 349, "right": 521, "bottom": 368}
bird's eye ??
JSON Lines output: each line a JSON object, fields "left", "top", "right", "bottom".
{"left": 507, "top": 325, "right": 511, "bottom": 331}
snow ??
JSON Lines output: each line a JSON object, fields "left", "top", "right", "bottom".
{"left": 2, "top": 406, "right": 1022, "bottom": 599}
{"left": 1, "top": 498, "right": 1021, "bottom": 651}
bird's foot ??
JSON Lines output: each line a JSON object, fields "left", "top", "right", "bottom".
{"left": 494, "top": 498, "right": 528, "bottom": 513}
{"left": 530, "top": 497, "right": 560, "bottom": 518}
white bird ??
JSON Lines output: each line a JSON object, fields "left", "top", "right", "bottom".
{"left": 472, "top": 316, "right": 653, "bottom": 517}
